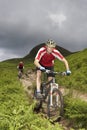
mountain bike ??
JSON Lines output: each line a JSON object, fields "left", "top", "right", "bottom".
{"left": 34, "top": 69, "right": 66, "bottom": 122}
{"left": 18, "top": 69, "right": 23, "bottom": 79}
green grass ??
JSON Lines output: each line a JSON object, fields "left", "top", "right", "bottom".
{"left": 64, "top": 96, "right": 87, "bottom": 129}
{"left": 55, "top": 48, "right": 87, "bottom": 92}
{"left": 54, "top": 49, "right": 87, "bottom": 129}
{"left": 0, "top": 62, "right": 64, "bottom": 130}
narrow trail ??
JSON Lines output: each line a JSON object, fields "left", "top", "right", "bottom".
{"left": 20, "top": 69, "right": 36, "bottom": 99}
{"left": 20, "top": 69, "right": 87, "bottom": 130}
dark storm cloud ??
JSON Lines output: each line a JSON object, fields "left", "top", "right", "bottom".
{"left": 0, "top": 0, "right": 87, "bottom": 61}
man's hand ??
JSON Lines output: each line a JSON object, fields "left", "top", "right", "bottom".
{"left": 66, "top": 70, "right": 71, "bottom": 75}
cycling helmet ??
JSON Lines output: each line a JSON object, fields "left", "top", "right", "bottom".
{"left": 19, "top": 61, "right": 23, "bottom": 64}
{"left": 46, "top": 39, "right": 56, "bottom": 48}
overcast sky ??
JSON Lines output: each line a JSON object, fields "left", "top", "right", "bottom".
{"left": 0, "top": 0, "right": 87, "bottom": 61}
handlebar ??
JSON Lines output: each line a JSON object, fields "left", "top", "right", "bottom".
{"left": 42, "top": 69, "right": 67, "bottom": 76}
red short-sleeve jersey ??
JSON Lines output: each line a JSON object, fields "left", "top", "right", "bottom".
{"left": 19, "top": 63, "right": 24, "bottom": 69}
{"left": 35, "top": 46, "right": 64, "bottom": 67}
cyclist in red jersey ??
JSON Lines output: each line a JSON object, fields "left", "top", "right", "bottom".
{"left": 34, "top": 39, "right": 71, "bottom": 98}
{"left": 17, "top": 61, "right": 24, "bottom": 72}
{"left": 17, "top": 61, "right": 24, "bottom": 78}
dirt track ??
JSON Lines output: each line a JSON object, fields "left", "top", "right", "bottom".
{"left": 20, "top": 69, "right": 36, "bottom": 99}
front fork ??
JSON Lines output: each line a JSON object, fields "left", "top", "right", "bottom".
{"left": 49, "top": 83, "right": 58, "bottom": 106}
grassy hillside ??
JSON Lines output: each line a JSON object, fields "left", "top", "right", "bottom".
{"left": 0, "top": 48, "right": 87, "bottom": 129}
{"left": 0, "top": 62, "right": 64, "bottom": 130}
{"left": 24, "top": 43, "right": 72, "bottom": 60}
{"left": 54, "top": 48, "right": 87, "bottom": 129}
{"left": 54, "top": 48, "right": 87, "bottom": 92}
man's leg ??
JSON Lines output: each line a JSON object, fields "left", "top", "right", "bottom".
{"left": 36, "top": 70, "right": 43, "bottom": 98}
{"left": 36, "top": 70, "right": 42, "bottom": 92}
{"left": 48, "top": 76, "right": 53, "bottom": 82}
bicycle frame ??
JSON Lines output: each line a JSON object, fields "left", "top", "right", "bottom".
{"left": 41, "top": 70, "right": 63, "bottom": 98}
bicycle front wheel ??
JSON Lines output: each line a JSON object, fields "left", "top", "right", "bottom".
{"left": 47, "top": 88, "right": 64, "bottom": 122}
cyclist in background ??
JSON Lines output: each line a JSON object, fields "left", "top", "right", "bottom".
{"left": 17, "top": 61, "right": 24, "bottom": 78}
{"left": 34, "top": 39, "right": 71, "bottom": 98}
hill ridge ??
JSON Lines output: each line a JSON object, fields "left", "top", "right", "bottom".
{"left": 24, "top": 43, "right": 72, "bottom": 59}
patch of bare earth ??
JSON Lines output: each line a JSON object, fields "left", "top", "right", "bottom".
{"left": 60, "top": 87, "right": 87, "bottom": 102}
{"left": 20, "top": 69, "right": 36, "bottom": 99}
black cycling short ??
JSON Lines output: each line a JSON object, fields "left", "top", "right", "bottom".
{"left": 36, "top": 66, "right": 55, "bottom": 77}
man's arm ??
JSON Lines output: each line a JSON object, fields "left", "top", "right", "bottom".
{"left": 34, "top": 59, "right": 41, "bottom": 68}
{"left": 62, "top": 58, "right": 70, "bottom": 71}
{"left": 34, "top": 59, "right": 45, "bottom": 71}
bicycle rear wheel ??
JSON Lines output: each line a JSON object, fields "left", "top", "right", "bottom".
{"left": 47, "top": 88, "right": 64, "bottom": 122}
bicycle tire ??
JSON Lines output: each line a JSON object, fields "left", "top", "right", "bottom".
{"left": 47, "top": 88, "right": 64, "bottom": 122}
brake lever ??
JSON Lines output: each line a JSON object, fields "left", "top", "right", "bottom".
{"left": 62, "top": 72, "right": 66, "bottom": 76}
